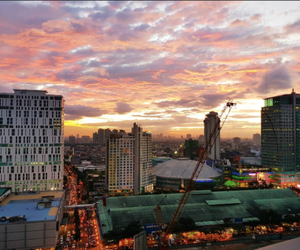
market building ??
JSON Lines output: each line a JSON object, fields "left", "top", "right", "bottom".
{"left": 96, "top": 189, "right": 300, "bottom": 235}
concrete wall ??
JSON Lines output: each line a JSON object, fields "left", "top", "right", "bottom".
{"left": 0, "top": 220, "right": 59, "bottom": 250}
{"left": 0, "top": 194, "right": 65, "bottom": 250}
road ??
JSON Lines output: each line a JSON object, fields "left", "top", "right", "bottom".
{"left": 56, "top": 165, "right": 104, "bottom": 250}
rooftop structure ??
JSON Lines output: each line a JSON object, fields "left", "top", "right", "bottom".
{"left": 97, "top": 189, "right": 300, "bottom": 234}
{"left": 152, "top": 159, "right": 221, "bottom": 190}
{"left": 152, "top": 159, "right": 220, "bottom": 180}
{"left": 0, "top": 190, "right": 65, "bottom": 249}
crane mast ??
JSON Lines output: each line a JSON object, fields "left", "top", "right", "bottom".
{"left": 159, "top": 99, "right": 236, "bottom": 249}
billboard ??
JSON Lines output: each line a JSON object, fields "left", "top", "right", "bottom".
{"left": 144, "top": 223, "right": 161, "bottom": 234}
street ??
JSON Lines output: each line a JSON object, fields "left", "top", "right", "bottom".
{"left": 56, "top": 165, "right": 104, "bottom": 250}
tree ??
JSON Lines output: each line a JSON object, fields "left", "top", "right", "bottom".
{"left": 123, "top": 221, "right": 143, "bottom": 238}
{"left": 104, "top": 227, "right": 124, "bottom": 242}
{"left": 74, "top": 209, "right": 81, "bottom": 240}
{"left": 257, "top": 209, "right": 281, "bottom": 224}
{"left": 223, "top": 218, "right": 234, "bottom": 226}
{"left": 172, "top": 217, "right": 197, "bottom": 233}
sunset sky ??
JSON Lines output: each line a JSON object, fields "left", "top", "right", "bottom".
{"left": 1, "top": 1, "right": 300, "bottom": 139}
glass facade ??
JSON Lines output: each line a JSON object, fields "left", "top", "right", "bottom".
{"left": 261, "top": 92, "right": 300, "bottom": 186}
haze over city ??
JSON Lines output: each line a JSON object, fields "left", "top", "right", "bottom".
{"left": 1, "top": 1, "right": 300, "bottom": 138}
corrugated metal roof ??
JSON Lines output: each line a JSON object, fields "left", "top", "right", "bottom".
{"left": 98, "top": 189, "right": 300, "bottom": 230}
{"left": 206, "top": 199, "right": 241, "bottom": 206}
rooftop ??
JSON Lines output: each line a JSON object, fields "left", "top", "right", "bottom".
{"left": 152, "top": 159, "right": 221, "bottom": 180}
{"left": 97, "top": 189, "right": 300, "bottom": 231}
{"left": 0, "top": 191, "right": 64, "bottom": 223}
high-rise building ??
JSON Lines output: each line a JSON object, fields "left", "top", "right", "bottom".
{"left": 253, "top": 133, "right": 261, "bottom": 145}
{"left": 93, "top": 132, "right": 98, "bottom": 144}
{"left": 261, "top": 89, "right": 300, "bottom": 186}
{"left": 199, "top": 134, "right": 205, "bottom": 145}
{"left": 204, "top": 111, "right": 220, "bottom": 160}
{"left": 69, "top": 135, "right": 75, "bottom": 144}
{"left": 233, "top": 137, "right": 241, "bottom": 144}
{"left": 81, "top": 135, "right": 90, "bottom": 144}
{"left": 186, "top": 134, "right": 192, "bottom": 139}
{"left": 184, "top": 139, "right": 199, "bottom": 160}
{"left": 106, "top": 123, "right": 153, "bottom": 195}
{"left": 0, "top": 89, "right": 64, "bottom": 192}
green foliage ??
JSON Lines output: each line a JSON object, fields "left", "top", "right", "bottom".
{"left": 104, "top": 221, "right": 143, "bottom": 241}
{"left": 283, "top": 214, "right": 295, "bottom": 223}
{"left": 173, "top": 217, "right": 197, "bottom": 233}
{"left": 223, "top": 218, "right": 234, "bottom": 226}
{"left": 123, "top": 221, "right": 143, "bottom": 238}
{"left": 257, "top": 209, "right": 282, "bottom": 224}
{"left": 104, "top": 227, "right": 124, "bottom": 242}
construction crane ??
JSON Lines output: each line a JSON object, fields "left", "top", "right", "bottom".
{"left": 155, "top": 99, "right": 236, "bottom": 249}
{"left": 154, "top": 195, "right": 167, "bottom": 229}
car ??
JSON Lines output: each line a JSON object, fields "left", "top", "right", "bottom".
{"left": 66, "top": 237, "right": 70, "bottom": 242}
{"left": 72, "top": 243, "right": 76, "bottom": 249}
{"left": 60, "top": 240, "right": 64, "bottom": 245}
{"left": 67, "top": 231, "right": 71, "bottom": 237}
{"left": 72, "top": 230, "right": 76, "bottom": 235}
{"left": 85, "top": 243, "right": 89, "bottom": 248}
{"left": 83, "top": 233, "right": 88, "bottom": 238}
{"left": 60, "top": 235, "right": 64, "bottom": 240}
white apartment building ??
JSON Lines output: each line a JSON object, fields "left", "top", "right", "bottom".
{"left": 0, "top": 89, "right": 64, "bottom": 192}
{"left": 106, "top": 123, "right": 153, "bottom": 195}
{"left": 204, "top": 111, "right": 220, "bottom": 160}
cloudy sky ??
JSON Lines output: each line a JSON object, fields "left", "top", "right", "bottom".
{"left": 1, "top": 1, "right": 300, "bottom": 139}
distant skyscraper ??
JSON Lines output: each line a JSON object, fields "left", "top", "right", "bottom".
{"left": 253, "top": 133, "right": 261, "bottom": 145}
{"left": 0, "top": 89, "right": 64, "bottom": 192}
{"left": 81, "top": 135, "right": 90, "bottom": 144}
{"left": 261, "top": 89, "right": 300, "bottom": 186}
{"left": 93, "top": 132, "right": 98, "bottom": 143}
{"left": 233, "top": 137, "right": 241, "bottom": 144}
{"left": 199, "top": 135, "right": 205, "bottom": 145}
{"left": 184, "top": 139, "right": 199, "bottom": 160}
{"left": 106, "top": 123, "right": 153, "bottom": 195}
{"left": 186, "top": 134, "right": 192, "bottom": 139}
{"left": 97, "top": 128, "right": 105, "bottom": 146}
{"left": 204, "top": 111, "right": 220, "bottom": 160}
{"left": 69, "top": 135, "right": 75, "bottom": 144}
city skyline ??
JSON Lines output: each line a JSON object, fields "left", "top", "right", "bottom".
{"left": 1, "top": 1, "right": 300, "bottom": 138}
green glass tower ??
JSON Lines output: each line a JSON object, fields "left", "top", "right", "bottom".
{"left": 261, "top": 89, "right": 300, "bottom": 186}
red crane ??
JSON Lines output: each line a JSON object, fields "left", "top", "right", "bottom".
{"left": 156, "top": 99, "right": 236, "bottom": 249}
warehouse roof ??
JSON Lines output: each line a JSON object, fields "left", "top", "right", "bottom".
{"left": 152, "top": 159, "right": 221, "bottom": 180}
{"left": 97, "top": 189, "right": 300, "bottom": 231}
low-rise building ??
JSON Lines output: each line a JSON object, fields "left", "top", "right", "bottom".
{"left": 0, "top": 189, "right": 65, "bottom": 250}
